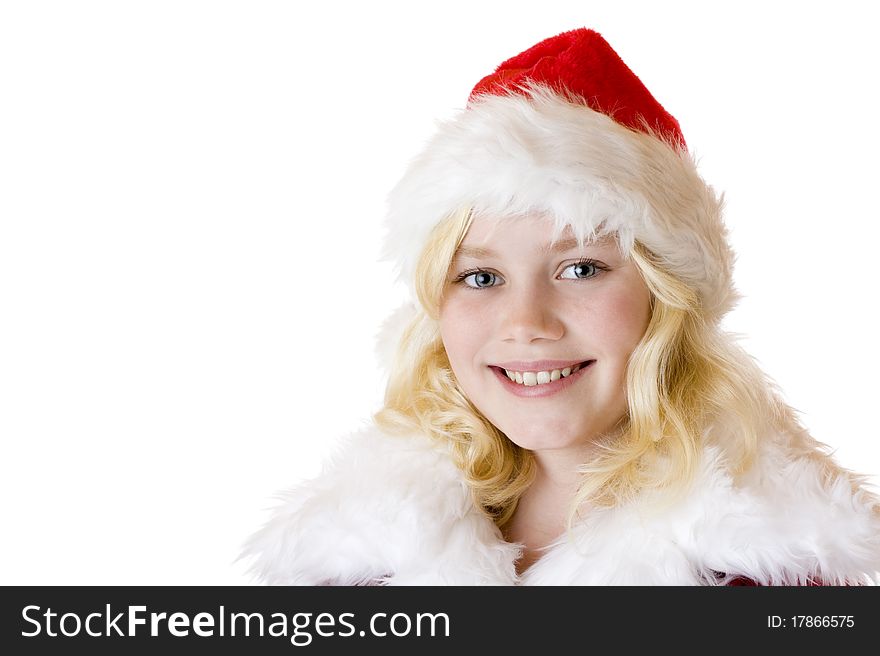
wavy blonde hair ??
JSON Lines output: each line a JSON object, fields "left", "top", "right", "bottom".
{"left": 372, "top": 206, "right": 839, "bottom": 531}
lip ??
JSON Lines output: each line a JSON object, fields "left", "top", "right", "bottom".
{"left": 493, "top": 359, "right": 590, "bottom": 372}
{"left": 489, "top": 360, "right": 595, "bottom": 398}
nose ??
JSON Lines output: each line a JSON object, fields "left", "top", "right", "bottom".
{"left": 500, "top": 283, "right": 564, "bottom": 343}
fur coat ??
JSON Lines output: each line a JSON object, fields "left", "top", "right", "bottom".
{"left": 242, "top": 415, "right": 880, "bottom": 586}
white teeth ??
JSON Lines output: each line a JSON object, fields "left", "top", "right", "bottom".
{"left": 502, "top": 363, "right": 589, "bottom": 386}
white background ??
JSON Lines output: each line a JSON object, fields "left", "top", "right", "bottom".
{"left": 2, "top": 1, "right": 878, "bottom": 584}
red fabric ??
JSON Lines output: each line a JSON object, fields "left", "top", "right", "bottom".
{"left": 469, "top": 28, "right": 686, "bottom": 149}
{"left": 720, "top": 573, "right": 829, "bottom": 586}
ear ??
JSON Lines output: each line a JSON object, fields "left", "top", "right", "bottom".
{"left": 373, "top": 301, "right": 418, "bottom": 376}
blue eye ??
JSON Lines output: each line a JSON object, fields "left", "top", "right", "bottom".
{"left": 560, "top": 260, "right": 605, "bottom": 279}
{"left": 452, "top": 259, "right": 607, "bottom": 290}
{"left": 461, "top": 271, "right": 500, "bottom": 288}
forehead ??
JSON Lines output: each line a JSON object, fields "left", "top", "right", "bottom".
{"left": 456, "top": 213, "right": 619, "bottom": 258}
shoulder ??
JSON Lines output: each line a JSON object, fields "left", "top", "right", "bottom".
{"left": 536, "top": 413, "right": 880, "bottom": 585}
{"left": 239, "top": 423, "right": 512, "bottom": 585}
{"left": 666, "top": 415, "right": 880, "bottom": 586}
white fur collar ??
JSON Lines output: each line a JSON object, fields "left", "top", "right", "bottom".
{"left": 242, "top": 423, "right": 880, "bottom": 585}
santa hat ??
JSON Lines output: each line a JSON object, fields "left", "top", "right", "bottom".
{"left": 379, "top": 28, "right": 738, "bottom": 330}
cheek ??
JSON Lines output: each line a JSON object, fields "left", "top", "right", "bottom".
{"left": 439, "top": 297, "right": 492, "bottom": 368}
{"left": 580, "top": 286, "right": 651, "bottom": 353}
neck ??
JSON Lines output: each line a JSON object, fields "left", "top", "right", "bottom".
{"left": 529, "top": 436, "right": 608, "bottom": 497}
{"left": 509, "top": 448, "right": 589, "bottom": 536}
{"left": 522, "top": 424, "right": 627, "bottom": 525}
{"left": 531, "top": 449, "right": 585, "bottom": 493}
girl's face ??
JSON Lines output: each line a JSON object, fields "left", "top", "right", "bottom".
{"left": 439, "top": 213, "right": 652, "bottom": 454}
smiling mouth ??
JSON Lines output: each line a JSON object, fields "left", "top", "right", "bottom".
{"left": 490, "top": 360, "right": 595, "bottom": 387}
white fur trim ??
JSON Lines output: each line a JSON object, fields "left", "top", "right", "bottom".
{"left": 242, "top": 419, "right": 880, "bottom": 586}
{"left": 241, "top": 427, "right": 519, "bottom": 585}
{"left": 380, "top": 84, "right": 741, "bottom": 323}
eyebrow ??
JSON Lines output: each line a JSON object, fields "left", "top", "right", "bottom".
{"left": 454, "top": 237, "right": 594, "bottom": 259}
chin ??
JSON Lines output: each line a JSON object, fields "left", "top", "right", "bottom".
{"left": 503, "top": 429, "right": 585, "bottom": 453}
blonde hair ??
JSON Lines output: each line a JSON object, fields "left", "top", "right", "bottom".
{"left": 372, "top": 207, "right": 841, "bottom": 531}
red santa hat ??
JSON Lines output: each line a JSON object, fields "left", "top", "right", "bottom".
{"left": 380, "top": 28, "right": 738, "bottom": 324}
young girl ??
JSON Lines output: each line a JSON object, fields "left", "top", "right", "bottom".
{"left": 242, "top": 28, "right": 880, "bottom": 585}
